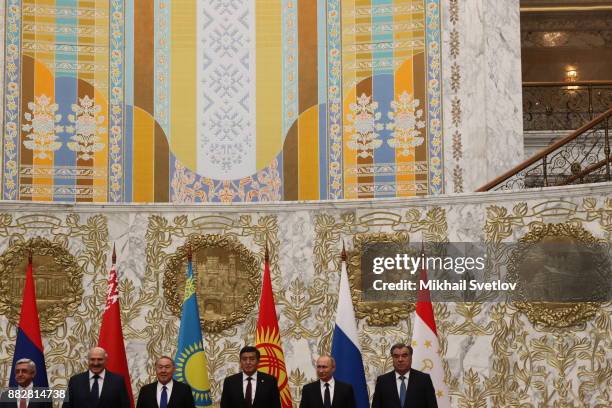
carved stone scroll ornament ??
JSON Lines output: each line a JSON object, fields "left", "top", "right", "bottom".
{"left": 0, "top": 237, "right": 83, "bottom": 333}
{"left": 346, "top": 232, "right": 416, "bottom": 326}
{"left": 507, "top": 223, "right": 608, "bottom": 328}
{"left": 164, "top": 234, "right": 261, "bottom": 333}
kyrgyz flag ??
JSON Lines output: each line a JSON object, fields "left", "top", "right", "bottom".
{"left": 9, "top": 256, "right": 48, "bottom": 387}
{"left": 256, "top": 248, "right": 292, "bottom": 408}
{"left": 98, "top": 245, "right": 135, "bottom": 407}
{"left": 174, "top": 252, "right": 212, "bottom": 406}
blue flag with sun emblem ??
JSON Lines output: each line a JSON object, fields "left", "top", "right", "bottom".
{"left": 174, "top": 257, "right": 212, "bottom": 406}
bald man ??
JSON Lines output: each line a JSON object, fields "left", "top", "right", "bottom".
{"left": 299, "top": 356, "right": 356, "bottom": 408}
{"left": 62, "top": 347, "right": 130, "bottom": 408}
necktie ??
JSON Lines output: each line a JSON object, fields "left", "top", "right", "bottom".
{"left": 160, "top": 385, "right": 168, "bottom": 408}
{"left": 91, "top": 374, "right": 100, "bottom": 405}
{"left": 245, "top": 376, "right": 253, "bottom": 408}
{"left": 399, "top": 375, "right": 407, "bottom": 407}
{"left": 323, "top": 383, "right": 331, "bottom": 408}
{"left": 19, "top": 395, "right": 26, "bottom": 408}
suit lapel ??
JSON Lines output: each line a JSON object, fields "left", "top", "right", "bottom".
{"left": 236, "top": 374, "right": 246, "bottom": 404}
{"left": 152, "top": 382, "right": 161, "bottom": 408}
{"left": 167, "top": 381, "right": 177, "bottom": 408}
{"left": 98, "top": 373, "right": 111, "bottom": 405}
{"left": 387, "top": 373, "right": 402, "bottom": 408}
{"left": 252, "top": 374, "right": 265, "bottom": 406}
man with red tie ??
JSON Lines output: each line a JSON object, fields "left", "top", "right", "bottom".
{"left": 220, "top": 346, "right": 281, "bottom": 408}
{"left": 0, "top": 359, "right": 52, "bottom": 408}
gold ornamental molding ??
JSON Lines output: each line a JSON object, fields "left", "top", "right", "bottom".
{"left": 164, "top": 234, "right": 261, "bottom": 333}
{"left": 347, "top": 232, "right": 416, "bottom": 326}
{"left": 507, "top": 223, "right": 608, "bottom": 328}
{"left": 0, "top": 237, "right": 83, "bottom": 333}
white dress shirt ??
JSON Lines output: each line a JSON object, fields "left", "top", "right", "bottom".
{"left": 395, "top": 371, "right": 410, "bottom": 397}
{"left": 319, "top": 377, "right": 335, "bottom": 403}
{"left": 18, "top": 382, "right": 33, "bottom": 407}
{"left": 242, "top": 371, "right": 258, "bottom": 402}
{"left": 156, "top": 380, "right": 174, "bottom": 406}
{"left": 89, "top": 369, "right": 105, "bottom": 396}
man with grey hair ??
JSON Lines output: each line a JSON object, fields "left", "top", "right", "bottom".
{"left": 299, "top": 355, "right": 356, "bottom": 408}
{"left": 0, "top": 358, "right": 52, "bottom": 408}
{"left": 136, "top": 356, "right": 195, "bottom": 408}
{"left": 62, "top": 346, "right": 129, "bottom": 408}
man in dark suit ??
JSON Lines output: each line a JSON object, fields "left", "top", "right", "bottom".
{"left": 220, "top": 345, "right": 281, "bottom": 408}
{"left": 136, "top": 356, "right": 195, "bottom": 408}
{"left": 0, "top": 358, "right": 52, "bottom": 408}
{"left": 299, "top": 355, "right": 356, "bottom": 408}
{"left": 371, "top": 343, "right": 437, "bottom": 408}
{"left": 62, "top": 347, "right": 130, "bottom": 408}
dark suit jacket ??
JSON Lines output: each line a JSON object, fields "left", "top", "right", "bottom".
{"left": 371, "top": 369, "right": 437, "bottom": 408}
{"left": 220, "top": 371, "right": 281, "bottom": 408}
{"left": 299, "top": 379, "right": 356, "bottom": 408}
{"left": 135, "top": 380, "right": 195, "bottom": 408}
{"left": 0, "top": 390, "right": 52, "bottom": 408}
{"left": 62, "top": 370, "right": 130, "bottom": 408}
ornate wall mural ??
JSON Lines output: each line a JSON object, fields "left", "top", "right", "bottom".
{"left": 1, "top": 0, "right": 444, "bottom": 202}
{"left": 0, "top": 185, "right": 608, "bottom": 406}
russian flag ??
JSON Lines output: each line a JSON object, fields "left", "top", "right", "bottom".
{"left": 331, "top": 248, "right": 369, "bottom": 408}
{"left": 9, "top": 257, "right": 48, "bottom": 387}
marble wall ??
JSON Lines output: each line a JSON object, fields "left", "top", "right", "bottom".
{"left": 442, "top": 0, "right": 524, "bottom": 193}
{"left": 0, "top": 183, "right": 610, "bottom": 406}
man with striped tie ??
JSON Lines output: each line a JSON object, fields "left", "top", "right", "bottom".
{"left": 371, "top": 343, "right": 437, "bottom": 408}
{"left": 136, "top": 356, "right": 195, "bottom": 408}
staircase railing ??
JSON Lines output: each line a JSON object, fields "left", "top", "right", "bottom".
{"left": 523, "top": 81, "right": 612, "bottom": 131}
{"left": 477, "top": 107, "right": 612, "bottom": 191}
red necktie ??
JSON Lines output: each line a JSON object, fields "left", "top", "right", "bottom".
{"left": 245, "top": 377, "right": 253, "bottom": 408}
{"left": 19, "top": 396, "right": 26, "bottom": 408}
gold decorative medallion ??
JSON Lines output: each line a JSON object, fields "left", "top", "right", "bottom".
{"left": 507, "top": 223, "right": 608, "bottom": 328}
{"left": 347, "top": 232, "right": 416, "bottom": 326}
{"left": 0, "top": 237, "right": 83, "bottom": 332}
{"left": 164, "top": 234, "right": 261, "bottom": 333}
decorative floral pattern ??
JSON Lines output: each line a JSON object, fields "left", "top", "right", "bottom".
{"left": 66, "top": 95, "right": 106, "bottom": 161}
{"left": 345, "top": 93, "right": 384, "bottom": 159}
{"left": 109, "top": 0, "right": 125, "bottom": 201}
{"left": 326, "top": 0, "right": 343, "bottom": 199}
{"left": 22, "top": 95, "right": 64, "bottom": 159}
{"left": 387, "top": 91, "right": 426, "bottom": 155}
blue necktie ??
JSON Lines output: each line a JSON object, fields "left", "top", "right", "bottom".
{"left": 160, "top": 385, "right": 168, "bottom": 408}
{"left": 399, "top": 375, "right": 407, "bottom": 407}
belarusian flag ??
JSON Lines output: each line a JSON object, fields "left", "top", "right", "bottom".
{"left": 412, "top": 267, "right": 451, "bottom": 408}
{"left": 255, "top": 248, "right": 292, "bottom": 408}
{"left": 98, "top": 245, "right": 135, "bottom": 408}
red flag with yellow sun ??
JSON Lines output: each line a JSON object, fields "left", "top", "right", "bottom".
{"left": 255, "top": 248, "right": 293, "bottom": 408}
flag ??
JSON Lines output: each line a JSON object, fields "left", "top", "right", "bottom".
{"left": 174, "top": 252, "right": 212, "bottom": 406}
{"left": 331, "top": 246, "right": 369, "bottom": 408}
{"left": 255, "top": 248, "right": 292, "bottom": 408}
{"left": 9, "top": 255, "right": 48, "bottom": 387}
{"left": 411, "top": 265, "right": 451, "bottom": 408}
{"left": 98, "top": 245, "right": 135, "bottom": 408}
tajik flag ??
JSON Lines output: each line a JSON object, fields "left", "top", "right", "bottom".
{"left": 98, "top": 246, "right": 135, "bottom": 408}
{"left": 411, "top": 268, "right": 451, "bottom": 408}
{"left": 256, "top": 248, "right": 292, "bottom": 408}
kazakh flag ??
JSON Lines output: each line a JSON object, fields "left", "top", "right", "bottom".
{"left": 174, "top": 256, "right": 212, "bottom": 406}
